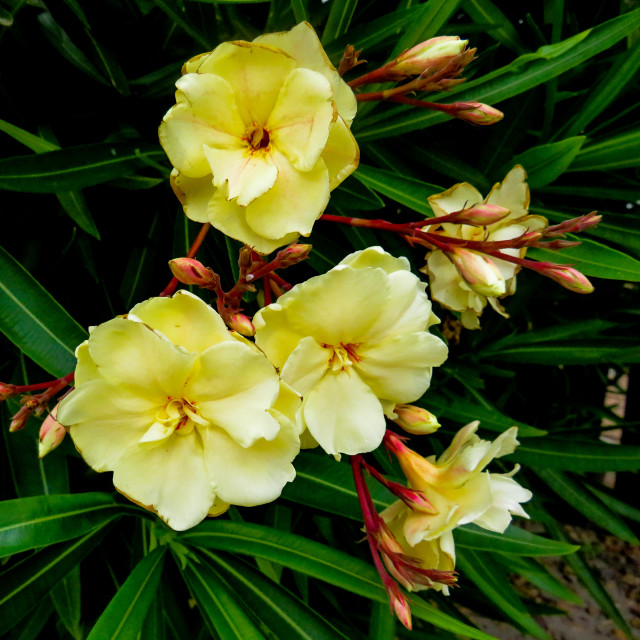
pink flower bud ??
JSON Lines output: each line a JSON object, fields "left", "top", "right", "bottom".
{"left": 452, "top": 204, "right": 511, "bottom": 226}
{"left": 169, "top": 258, "right": 217, "bottom": 287}
{"left": 446, "top": 247, "right": 506, "bottom": 297}
{"left": 276, "top": 244, "right": 313, "bottom": 269}
{"left": 227, "top": 313, "right": 256, "bottom": 337}
{"left": 453, "top": 102, "right": 504, "bottom": 125}
{"left": 0, "top": 382, "right": 17, "bottom": 402}
{"left": 393, "top": 404, "right": 441, "bottom": 435}
{"left": 391, "top": 36, "right": 468, "bottom": 75}
{"left": 9, "top": 405, "right": 31, "bottom": 432}
{"left": 38, "top": 404, "right": 66, "bottom": 458}
{"left": 541, "top": 265, "right": 594, "bottom": 294}
{"left": 388, "top": 585, "right": 412, "bottom": 630}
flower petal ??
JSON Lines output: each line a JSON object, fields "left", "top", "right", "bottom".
{"left": 267, "top": 67, "right": 334, "bottom": 172}
{"left": 58, "top": 380, "right": 159, "bottom": 472}
{"left": 303, "top": 369, "right": 386, "bottom": 455}
{"left": 198, "top": 42, "right": 297, "bottom": 125}
{"left": 244, "top": 151, "right": 330, "bottom": 239}
{"left": 321, "top": 117, "right": 360, "bottom": 189}
{"left": 428, "top": 182, "right": 484, "bottom": 217}
{"left": 200, "top": 417, "right": 298, "bottom": 506}
{"left": 159, "top": 74, "right": 245, "bottom": 178}
{"left": 88, "top": 318, "right": 196, "bottom": 401}
{"left": 130, "top": 291, "right": 231, "bottom": 354}
{"left": 171, "top": 170, "right": 214, "bottom": 223}
{"left": 279, "top": 335, "right": 330, "bottom": 396}
{"left": 355, "top": 331, "right": 448, "bottom": 404}
{"left": 472, "top": 473, "right": 532, "bottom": 533}
{"left": 203, "top": 144, "right": 277, "bottom": 206}
{"left": 74, "top": 341, "right": 99, "bottom": 386}
{"left": 113, "top": 432, "right": 214, "bottom": 531}
{"left": 253, "top": 303, "right": 307, "bottom": 369}
{"left": 485, "top": 165, "right": 529, "bottom": 222}
{"left": 207, "top": 182, "right": 299, "bottom": 255}
{"left": 338, "top": 246, "right": 409, "bottom": 274}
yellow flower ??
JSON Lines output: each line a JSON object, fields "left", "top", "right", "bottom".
{"left": 422, "top": 166, "right": 547, "bottom": 329}
{"left": 57, "top": 290, "right": 301, "bottom": 531}
{"left": 160, "top": 22, "right": 359, "bottom": 255}
{"left": 253, "top": 247, "right": 448, "bottom": 456}
{"left": 388, "top": 422, "right": 531, "bottom": 546}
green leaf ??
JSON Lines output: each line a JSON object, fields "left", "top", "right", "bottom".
{"left": 331, "top": 176, "right": 385, "bottom": 211}
{"left": 0, "top": 523, "right": 111, "bottom": 636}
{"left": 140, "top": 584, "right": 166, "bottom": 640}
{"left": 0, "top": 493, "right": 124, "bottom": 557}
{"left": 0, "top": 245, "right": 87, "bottom": 376}
{"left": 0, "top": 142, "right": 166, "bottom": 193}
{"left": 355, "top": 9, "right": 640, "bottom": 140}
{"left": 0, "top": 119, "right": 59, "bottom": 153}
{"left": 457, "top": 549, "right": 551, "bottom": 639}
{"left": 149, "top": 0, "right": 211, "bottom": 48}
{"left": 368, "top": 601, "right": 395, "bottom": 640}
{"left": 569, "top": 129, "right": 640, "bottom": 171}
{"left": 534, "top": 469, "right": 639, "bottom": 543}
{"left": 353, "top": 164, "right": 442, "bottom": 216}
{"left": 512, "top": 438, "right": 640, "bottom": 472}
{"left": 585, "top": 484, "right": 640, "bottom": 523}
{"left": 203, "top": 551, "right": 351, "bottom": 640}
{"left": 289, "top": 0, "right": 308, "bottom": 22}
{"left": 56, "top": 190, "right": 101, "bottom": 239}
{"left": 455, "top": 523, "right": 579, "bottom": 556}
{"left": 322, "top": 0, "right": 358, "bottom": 45}
{"left": 51, "top": 566, "right": 82, "bottom": 640}
{"left": 86, "top": 547, "right": 166, "bottom": 640}
{"left": 180, "top": 557, "right": 266, "bottom": 640}
{"left": 503, "top": 137, "right": 586, "bottom": 188}
{"left": 181, "top": 521, "right": 496, "bottom": 640}
{"left": 463, "top": 0, "right": 526, "bottom": 54}
{"left": 6, "top": 598, "right": 54, "bottom": 640}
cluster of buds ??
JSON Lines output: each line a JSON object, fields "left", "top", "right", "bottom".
{"left": 169, "top": 243, "right": 312, "bottom": 336}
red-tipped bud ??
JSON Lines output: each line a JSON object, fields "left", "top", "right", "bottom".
{"left": 452, "top": 102, "right": 504, "bottom": 125}
{"left": 544, "top": 212, "right": 602, "bottom": 237}
{"left": 0, "top": 382, "right": 17, "bottom": 402}
{"left": 452, "top": 204, "right": 510, "bottom": 226}
{"left": 393, "top": 404, "right": 441, "bottom": 435}
{"left": 388, "top": 584, "right": 412, "bottom": 630}
{"left": 391, "top": 36, "right": 468, "bottom": 75}
{"left": 9, "top": 406, "right": 31, "bottom": 432}
{"left": 38, "top": 403, "right": 66, "bottom": 458}
{"left": 276, "top": 244, "right": 313, "bottom": 269}
{"left": 541, "top": 265, "right": 594, "bottom": 294}
{"left": 446, "top": 247, "right": 506, "bottom": 297}
{"left": 169, "top": 258, "right": 218, "bottom": 287}
{"left": 227, "top": 313, "right": 255, "bottom": 337}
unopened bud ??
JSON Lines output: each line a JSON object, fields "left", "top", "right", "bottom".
{"left": 169, "top": 258, "right": 217, "bottom": 287}
{"left": 447, "top": 248, "right": 506, "bottom": 297}
{"left": 393, "top": 404, "right": 441, "bottom": 435}
{"left": 389, "top": 585, "right": 412, "bottom": 630}
{"left": 542, "top": 265, "right": 594, "bottom": 294}
{"left": 38, "top": 403, "right": 66, "bottom": 458}
{"left": 227, "top": 313, "right": 255, "bottom": 337}
{"left": 453, "top": 102, "right": 504, "bottom": 125}
{"left": 9, "top": 405, "right": 32, "bottom": 432}
{"left": 276, "top": 244, "right": 312, "bottom": 269}
{"left": 0, "top": 382, "right": 17, "bottom": 402}
{"left": 392, "top": 36, "right": 468, "bottom": 75}
{"left": 452, "top": 204, "right": 510, "bottom": 226}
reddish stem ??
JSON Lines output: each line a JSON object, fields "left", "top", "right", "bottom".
{"left": 11, "top": 372, "right": 74, "bottom": 393}
{"left": 263, "top": 277, "right": 272, "bottom": 306}
{"left": 160, "top": 223, "right": 211, "bottom": 297}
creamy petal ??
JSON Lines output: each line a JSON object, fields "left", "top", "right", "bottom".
{"left": 203, "top": 144, "right": 277, "bottom": 206}
{"left": 338, "top": 246, "right": 409, "bottom": 273}
{"left": 113, "top": 431, "right": 214, "bottom": 531}
{"left": 321, "top": 117, "right": 359, "bottom": 189}
{"left": 198, "top": 42, "right": 297, "bottom": 125}
{"left": 88, "top": 318, "right": 196, "bottom": 401}
{"left": 171, "top": 170, "right": 214, "bottom": 223}
{"left": 268, "top": 67, "right": 334, "bottom": 172}
{"left": 244, "top": 151, "right": 330, "bottom": 239}
{"left": 74, "top": 341, "right": 99, "bottom": 386}
{"left": 253, "top": 303, "right": 307, "bottom": 369}
{"left": 130, "top": 291, "right": 231, "bottom": 354}
{"left": 486, "top": 165, "right": 529, "bottom": 223}
{"left": 280, "top": 335, "right": 330, "bottom": 396}
{"left": 473, "top": 473, "right": 532, "bottom": 533}
{"left": 304, "top": 369, "right": 386, "bottom": 455}
{"left": 428, "top": 182, "right": 484, "bottom": 217}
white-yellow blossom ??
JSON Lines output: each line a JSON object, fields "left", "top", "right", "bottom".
{"left": 160, "top": 22, "right": 359, "bottom": 255}
{"left": 57, "top": 290, "right": 301, "bottom": 531}
{"left": 253, "top": 247, "right": 448, "bottom": 456}
{"left": 422, "top": 165, "right": 547, "bottom": 328}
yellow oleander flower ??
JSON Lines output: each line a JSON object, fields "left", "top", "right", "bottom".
{"left": 422, "top": 166, "right": 547, "bottom": 329}
{"left": 57, "top": 290, "right": 301, "bottom": 531}
{"left": 390, "top": 422, "right": 531, "bottom": 546}
{"left": 160, "top": 22, "right": 359, "bottom": 255}
{"left": 253, "top": 247, "right": 449, "bottom": 456}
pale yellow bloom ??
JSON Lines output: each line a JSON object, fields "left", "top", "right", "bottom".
{"left": 388, "top": 421, "right": 531, "bottom": 546}
{"left": 422, "top": 166, "right": 547, "bottom": 328}
{"left": 160, "top": 22, "right": 359, "bottom": 255}
{"left": 57, "top": 291, "right": 301, "bottom": 531}
{"left": 253, "top": 247, "right": 448, "bottom": 456}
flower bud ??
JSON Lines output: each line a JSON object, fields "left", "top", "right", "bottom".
{"left": 389, "top": 585, "right": 412, "bottom": 630}
{"left": 169, "top": 258, "right": 217, "bottom": 287}
{"left": 452, "top": 204, "right": 510, "bottom": 226}
{"left": 9, "top": 405, "right": 31, "bottom": 432}
{"left": 227, "top": 313, "right": 256, "bottom": 337}
{"left": 453, "top": 102, "right": 504, "bottom": 125}
{"left": 0, "top": 382, "right": 17, "bottom": 402}
{"left": 446, "top": 248, "right": 506, "bottom": 297}
{"left": 38, "top": 404, "right": 66, "bottom": 458}
{"left": 541, "top": 265, "right": 594, "bottom": 294}
{"left": 393, "top": 404, "right": 441, "bottom": 435}
{"left": 276, "top": 244, "right": 313, "bottom": 269}
{"left": 391, "top": 36, "right": 468, "bottom": 75}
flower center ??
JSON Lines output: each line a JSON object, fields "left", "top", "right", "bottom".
{"left": 140, "top": 397, "right": 209, "bottom": 444}
{"left": 246, "top": 124, "right": 271, "bottom": 150}
{"left": 323, "top": 342, "right": 362, "bottom": 372}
